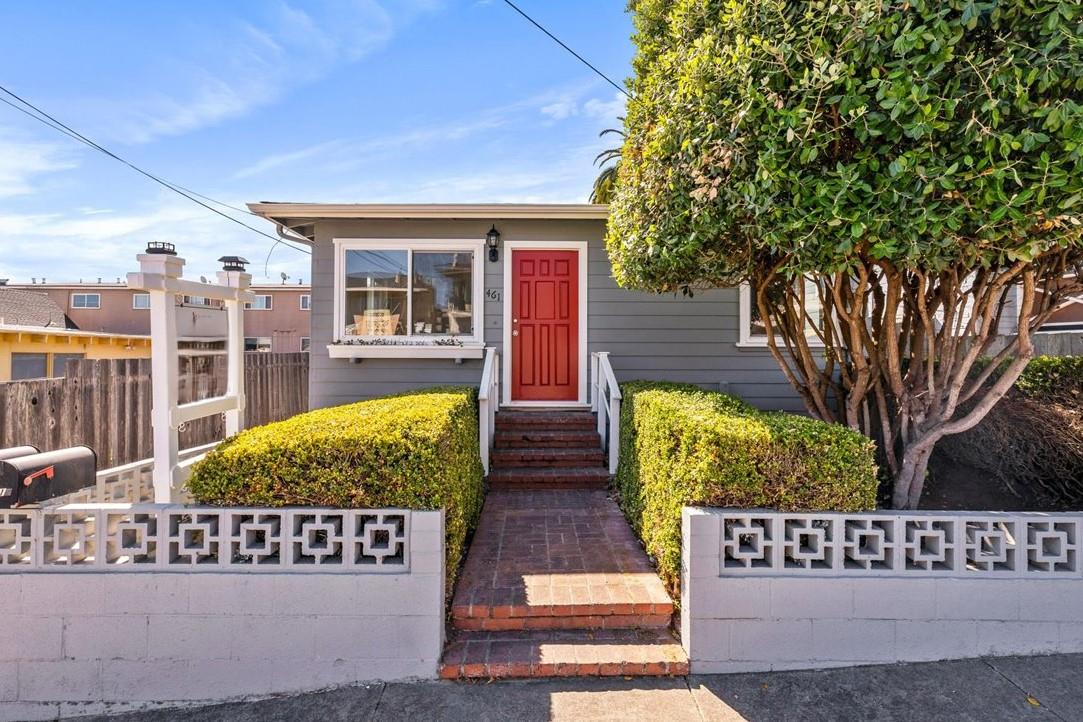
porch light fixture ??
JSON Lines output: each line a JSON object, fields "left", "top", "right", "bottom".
{"left": 145, "top": 241, "right": 176, "bottom": 256}
{"left": 218, "top": 256, "right": 250, "bottom": 272}
{"left": 486, "top": 225, "right": 501, "bottom": 262}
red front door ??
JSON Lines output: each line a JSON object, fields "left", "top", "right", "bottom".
{"left": 511, "top": 250, "right": 579, "bottom": 402}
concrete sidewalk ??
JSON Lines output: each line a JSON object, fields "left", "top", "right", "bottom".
{"left": 82, "top": 653, "right": 1082, "bottom": 722}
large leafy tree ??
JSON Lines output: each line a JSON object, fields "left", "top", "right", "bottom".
{"left": 608, "top": 0, "right": 1083, "bottom": 508}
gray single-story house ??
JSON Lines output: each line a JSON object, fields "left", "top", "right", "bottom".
{"left": 248, "top": 203, "right": 802, "bottom": 413}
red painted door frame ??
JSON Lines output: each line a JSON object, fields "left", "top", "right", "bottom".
{"left": 510, "top": 249, "right": 579, "bottom": 402}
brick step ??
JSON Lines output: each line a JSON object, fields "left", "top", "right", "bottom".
{"left": 487, "top": 467, "right": 610, "bottom": 490}
{"left": 491, "top": 447, "right": 605, "bottom": 469}
{"left": 494, "top": 429, "right": 602, "bottom": 449}
{"left": 494, "top": 411, "right": 596, "bottom": 431}
{"left": 439, "top": 629, "right": 688, "bottom": 679}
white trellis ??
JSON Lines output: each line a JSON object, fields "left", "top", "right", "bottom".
{"left": 127, "top": 244, "right": 253, "bottom": 502}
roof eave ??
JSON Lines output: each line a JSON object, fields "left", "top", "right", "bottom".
{"left": 246, "top": 202, "right": 610, "bottom": 222}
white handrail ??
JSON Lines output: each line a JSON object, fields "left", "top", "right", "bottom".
{"left": 591, "top": 352, "right": 622, "bottom": 474}
{"left": 478, "top": 347, "right": 500, "bottom": 474}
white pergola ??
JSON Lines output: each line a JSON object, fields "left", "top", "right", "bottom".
{"left": 127, "top": 245, "right": 253, "bottom": 502}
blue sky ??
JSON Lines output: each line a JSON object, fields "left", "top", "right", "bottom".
{"left": 0, "top": 1, "right": 631, "bottom": 284}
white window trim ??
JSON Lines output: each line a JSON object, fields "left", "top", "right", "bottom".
{"left": 132, "top": 293, "right": 151, "bottom": 310}
{"left": 244, "top": 336, "right": 272, "bottom": 352}
{"left": 300, "top": 336, "right": 311, "bottom": 352}
{"left": 71, "top": 292, "right": 101, "bottom": 310}
{"left": 737, "top": 282, "right": 825, "bottom": 349}
{"left": 501, "top": 240, "right": 590, "bottom": 407}
{"left": 330, "top": 238, "right": 486, "bottom": 358}
{"left": 245, "top": 294, "right": 273, "bottom": 311}
{"left": 299, "top": 294, "right": 311, "bottom": 311}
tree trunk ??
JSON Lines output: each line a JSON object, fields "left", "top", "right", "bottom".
{"left": 892, "top": 441, "right": 935, "bottom": 510}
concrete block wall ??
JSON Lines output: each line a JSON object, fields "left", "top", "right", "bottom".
{"left": 682, "top": 508, "right": 1083, "bottom": 674}
{"left": 0, "top": 510, "right": 444, "bottom": 721}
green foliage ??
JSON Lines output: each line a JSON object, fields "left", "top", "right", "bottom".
{"left": 188, "top": 387, "right": 485, "bottom": 596}
{"left": 615, "top": 381, "right": 878, "bottom": 593}
{"left": 609, "top": 0, "right": 1083, "bottom": 290}
{"left": 1014, "top": 354, "right": 1083, "bottom": 402}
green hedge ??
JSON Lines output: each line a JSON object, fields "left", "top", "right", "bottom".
{"left": 188, "top": 387, "right": 485, "bottom": 596}
{"left": 615, "top": 382, "right": 878, "bottom": 594}
{"left": 1014, "top": 355, "right": 1083, "bottom": 404}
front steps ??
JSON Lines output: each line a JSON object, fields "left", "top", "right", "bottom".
{"left": 441, "top": 490, "right": 687, "bottom": 680}
{"left": 489, "top": 410, "right": 610, "bottom": 490}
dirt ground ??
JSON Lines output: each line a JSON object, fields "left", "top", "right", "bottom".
{"left": 919, "top": 452, "right": 1067, "bottom": 511}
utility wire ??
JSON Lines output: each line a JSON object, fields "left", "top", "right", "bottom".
{"left": 500, "top": 0, "right": 630, "bottom": 99}
{"left": 0, "top": 85, "right": 311, "bottom": 259}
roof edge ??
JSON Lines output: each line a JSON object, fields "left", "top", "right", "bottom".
{"left": 246, "top": 202, "right": 610, "bottom": 221}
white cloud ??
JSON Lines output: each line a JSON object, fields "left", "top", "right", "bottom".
{"left": 79, "top": 1, "right": 438, "bottom": 144}
{"left": 541, "top": 98, "right": 579, "bottom": 120}
{"left": 583, "top": 92, "right": 626, "bottom": 121}
{"left": 0, "top": 131, "right": 76, "bottom": 198}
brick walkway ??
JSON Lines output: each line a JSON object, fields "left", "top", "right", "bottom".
{"left": 442, "top": 490, "right": 686, "bottom": 679}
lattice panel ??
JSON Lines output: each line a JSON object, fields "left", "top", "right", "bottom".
{"left": 0, "top": 506, "right": 412, "bottom": 573}
{"left": 714, "top": 512, "right": 1082, "bottom": 578}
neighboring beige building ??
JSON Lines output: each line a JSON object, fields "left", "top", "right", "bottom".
{"left": 3, "top": 280, "right": 312, "bottom": 353}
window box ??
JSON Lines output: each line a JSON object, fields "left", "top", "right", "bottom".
{"left": 332, "top": 238, "right": 485, "bottom": 356}
{"left": 326, "top": 342, "right": 486, "bottom": 359}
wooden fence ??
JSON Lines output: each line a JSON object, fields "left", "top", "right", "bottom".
{"left": 0, "top": 353, "right": 308, "bottom": 468}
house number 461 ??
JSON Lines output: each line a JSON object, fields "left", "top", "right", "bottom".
{"left": 486, "top": 289, "right": 502, "bottom": 302}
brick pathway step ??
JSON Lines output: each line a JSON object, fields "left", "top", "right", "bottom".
{"left": 439, "top": 629, "right": 688, "bottom": 679}
{"left": 494, "top": 410, "right": 597, "bottom": 431}
{"left": 488, "top": 467, "right": 610, "bottom": 490}
{"left": 445, "top": 491, "right": 685, "bottom": 679}
{"left": 494, "top": 429, "right": 602, "bottom": 449}
{"left": 491, "top": 447, "right": 606, "bottom": 468}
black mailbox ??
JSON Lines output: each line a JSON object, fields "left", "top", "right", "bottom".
{"left": 0, "top": 445, "right": 39, "bottom": 462}
{"left": 0, "top": 446, "right": 97, "bottom": 508}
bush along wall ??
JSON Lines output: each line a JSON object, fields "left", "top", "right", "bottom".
{"left": 188, "top": 387, "right": 485, "bottom": 597}
{"left": 615, "top": 382, "right": 878, "bottom": 595}
{"left": 939, "top": 355, "right": 1083, "bottom": 506}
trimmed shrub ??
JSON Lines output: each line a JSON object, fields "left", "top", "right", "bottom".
{"left": 188, "top": 387, "right": 485, "bottom": 596}
{"left": 616, "top": 382, "right": 878, "bottom": 594}
{"left": 939, "top": 356, "right": 1083, "bottom": 506}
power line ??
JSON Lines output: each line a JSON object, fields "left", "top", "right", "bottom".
{"left": 0, "top": 85, "right": 311, "bottom": 259}
{"left": 500, "top": 0, "right": 630, "bottom": 99}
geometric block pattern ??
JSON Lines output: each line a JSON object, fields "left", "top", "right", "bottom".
{"left": 0, "top": 505, "right": 411, "bottom": 573}
{"left": 716, "top": 511, "right": 1082, "bottom": 578}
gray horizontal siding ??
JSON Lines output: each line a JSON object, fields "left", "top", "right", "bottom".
{"left": 305, "top": 218, "right": 800, "bottom": 411}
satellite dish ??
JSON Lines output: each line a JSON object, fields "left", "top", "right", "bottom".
{"left": 200, "top": 276, "right": 208, "bottom": 284}
{"left": 280, "top": 272, "right": 289, "bottom": 283}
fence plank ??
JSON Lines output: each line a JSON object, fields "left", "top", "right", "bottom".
{"left": 0, "top": 353, "right": 308, "bottom": 467}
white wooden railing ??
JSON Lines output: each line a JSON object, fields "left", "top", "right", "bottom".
{"left": 590, "top": 351, "right": 621, "bottom": 474}
{"left": 478, "top": 348, "right": 500, "bottom": 475}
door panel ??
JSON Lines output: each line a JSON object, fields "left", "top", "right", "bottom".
{"left": 511, "top": 250, "right": 579, "bottom": 401}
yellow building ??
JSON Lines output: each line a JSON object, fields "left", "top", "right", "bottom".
{"left": 0, "top": 325, "right": 151, "bottom": 381}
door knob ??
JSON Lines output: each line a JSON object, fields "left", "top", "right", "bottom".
{"left": 512, "top": 330, "right": 519, "bottom": 337}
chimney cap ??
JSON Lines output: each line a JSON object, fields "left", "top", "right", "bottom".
{"left": 146, "top": 241, "right": 176, "bottom": 255}
{"left": 218, "top": 256, "right": 250, "bottom": 272}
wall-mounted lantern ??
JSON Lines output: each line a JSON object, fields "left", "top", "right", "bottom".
{"left": 486, "top": 225, "right": 501, "bottom": 263}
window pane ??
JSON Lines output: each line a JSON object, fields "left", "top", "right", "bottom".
{"left": 133, "top": 293, "right": 150, "bottom": 309}
{"left": 52, "top": 353, "right": 85, "bottom": 376}
{"left": 344, "top": 250, "right": 407, "bottom": 336}
{"left": 11, "top": 353, "right": 47, "bottom": 380}
{"left": 412, "top": 252, "right": 474, "bottom": 336}
{"left": 748, "top": 279, "right": 823, "bottom": 340}
{"left": 300, "top": 295, "right": 310, "bottom": 310}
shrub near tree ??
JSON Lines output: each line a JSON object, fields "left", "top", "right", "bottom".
{"left": 608, "top": 0, "right": 1083, "bottom": 507}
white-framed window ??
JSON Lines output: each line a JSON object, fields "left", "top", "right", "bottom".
{"left": 180, "top": 295, "right": 218, "bottom": 307}
{"left": 132, "top": 293, "right": 151, "bottom": 310}
{"left": 300, "top": 336, "right": 311, "bottom": 352}
{"left": 245, "top": 294, "right": 273, "bottom": 311}
{"left": 71, "top": 292, "right": 100, "bottom": 309}
{"left": 333, "top": 238, "right": 485, "bottom": 346}
{"left": 738, "top": 280, "right": 825, "bottom": 347}
{"left": 244, "top": 336, "right": 272, "bottom": 352}
{"left": 299, "top": 294, "right": 311, "bottom": 311}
